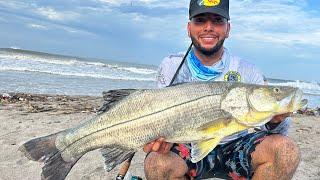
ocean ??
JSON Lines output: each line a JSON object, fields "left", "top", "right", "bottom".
{"left": 0, "top": 48, "right": 319, "bottom": 108}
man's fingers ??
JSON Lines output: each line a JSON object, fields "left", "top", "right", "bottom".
{"left": 143, "top": 142, "right": 155, "bottom": 153}
{"left": 152, "top": 141, "right": 161, "bottom": 152}
{"left": 143, "top": 138, "right": 169, "bottom": 153}
{"left": 163, "top": 143, "right": 173, "bottom": 153}
{"left": 158, "top": 141, "right": 166, "bottom": 153}
{"left": 271, "top": 112, "right": 293, "bottom": 123}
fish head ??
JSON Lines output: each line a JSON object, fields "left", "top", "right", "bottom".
{"left": 221, "top": 83, "right": 307, "bottom": 127}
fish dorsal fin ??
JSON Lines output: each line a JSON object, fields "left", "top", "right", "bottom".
{"left": 98, "top": 89, "right": 139, "bottom": 113}
{"left": 191, "top": 137, "right": 222, "bottom": 163}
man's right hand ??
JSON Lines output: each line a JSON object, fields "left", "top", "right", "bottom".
{"left": 143, "top": 138, "right": 173, "bottom": 154}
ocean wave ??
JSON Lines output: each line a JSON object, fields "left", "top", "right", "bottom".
{"left": 268, "top": 80, "right": 320, "bottom": 96}
{"left": 0, "top": 67, "right": 156, "bottom": 82}
{"left": 0, "top": 53, "right": 157, "bottom": 76}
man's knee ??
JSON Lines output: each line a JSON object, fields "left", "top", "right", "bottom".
{"left": 252, "top": 134, "right": 300, "bottom": 174}
{"left": 267, "top": 135, "right": 300, "bottom": 164}
{"left": 144, "top": 152, "right": 188, "bottom": 179}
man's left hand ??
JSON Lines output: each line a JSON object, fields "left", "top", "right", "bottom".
{"left": 269, "top": 112, "right": 292, "bottom": 124}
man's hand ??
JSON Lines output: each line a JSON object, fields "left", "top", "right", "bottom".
{"left": 143, "top": 138, "right": 173, "bottom": 154}
{"left": 269, "top": 112, "right": 292, "bottom": 124}
{"left": 266, "top": 112, "right": 292, "bottom": 130}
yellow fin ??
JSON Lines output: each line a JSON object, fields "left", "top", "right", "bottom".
{"left": 190, "top": 137, "right": 222, "bottom": 163}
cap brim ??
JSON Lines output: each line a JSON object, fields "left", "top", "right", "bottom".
{"left": 190, "top": 7, "right": 230, "bottom": 20}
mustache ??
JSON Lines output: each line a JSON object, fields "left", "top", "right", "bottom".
{"left": 190, "top": 35, "right": 225, "bottom": 56}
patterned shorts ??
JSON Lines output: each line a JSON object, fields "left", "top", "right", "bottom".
{"left": 171, "top": 131, "right": 269, "bottom": 180}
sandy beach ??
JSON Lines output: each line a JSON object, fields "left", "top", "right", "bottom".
{"left": 0, "top": 93, "right": 319, "bottom": 180}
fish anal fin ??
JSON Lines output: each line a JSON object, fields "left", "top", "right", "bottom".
{"left": 98, "top": 89, "right": 140, "bottom": 113}
{"left": 100, "top": 146, "right": 136, "bottom": 171}
{"left": 191, "top": 137, "right": 222, "bottom": 163}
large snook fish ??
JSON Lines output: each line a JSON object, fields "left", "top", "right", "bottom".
{"left": 19, "top": 82, "right": 307, "bottom": 180}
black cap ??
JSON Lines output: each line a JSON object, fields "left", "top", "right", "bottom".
{"left": 189, "top": 0, "right": 230, "bottom": 20}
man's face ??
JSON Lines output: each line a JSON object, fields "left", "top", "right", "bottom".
{"left": 188, "top": 13, "right": 230, "bottom": 56}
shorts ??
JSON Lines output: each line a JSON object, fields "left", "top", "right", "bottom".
{"left": 171, "top": 131, "right": 269, "bottom": 180}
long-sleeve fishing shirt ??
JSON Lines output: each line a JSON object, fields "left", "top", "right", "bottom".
{"left": 156, "top": 47, "right": 291, "bottom": 144}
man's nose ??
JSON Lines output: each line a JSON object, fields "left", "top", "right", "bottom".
{"left": 203, "top": 21, "right": 215, "bottom": 31}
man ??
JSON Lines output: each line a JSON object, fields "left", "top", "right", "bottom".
{"left": 143, "top": 0, "right": 300, "bottom": 179}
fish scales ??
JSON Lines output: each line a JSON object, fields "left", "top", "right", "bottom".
{"left": 59, "top": 88, "right": 225, "bottom": 159}
{"left": 56, "top": 83, "right": 227, "bottom": 151}
{"left": 19, "top": 81, "right": 307, "bottom": 180}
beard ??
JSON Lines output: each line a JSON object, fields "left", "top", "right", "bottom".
{"left": 190, "top": 35, "right": 225, "bottom": 56}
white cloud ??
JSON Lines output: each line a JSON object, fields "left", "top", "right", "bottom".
{"left": 96, "top": 0, "right": 186, "bottom": 9}
{"left": 36, "top": 7, "right": 80, "bottom": 21}
{"left": 27, "top": 23, "right": 47, "bottom": 30}
{"left": 141, "top": 32, "right": 157, "bottom": 39}
{"left": 60, "top": 26, "right": 96, "bottom": 36}
{"left": 0, "top": 1, "right": 30, "bottom": 10}
{"left": 230, "top": 0, "right": 320, "bottom": 47}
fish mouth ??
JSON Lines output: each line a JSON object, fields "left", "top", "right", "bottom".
{"left": 279, "top": 89, "right": 308, "bottom": 112}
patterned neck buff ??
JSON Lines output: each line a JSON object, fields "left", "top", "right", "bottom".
{"left": 186, "top": 48, "right": 230, "bottom": 81}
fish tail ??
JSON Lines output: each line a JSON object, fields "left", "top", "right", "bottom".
{"left": 19, "top": 131, "right": 79, "bottom": 180}
{"left": 18, "top": 132, "right": 60, "bottom": 162}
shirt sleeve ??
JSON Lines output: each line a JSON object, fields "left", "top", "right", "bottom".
{"left": 156, "top": 57, "right": 170, "bottom": 88}
{"left": 156, "top": 55, "right": 184, "bottom": 88}
{"left": 260, "top": 117, "right": 292, "bottom": 136}
{"left": 238, "top": 60, "right": 265, "bottom": 85}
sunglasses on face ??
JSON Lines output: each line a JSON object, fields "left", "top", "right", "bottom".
{"left": 191, "top": 15, "right": 228, "bottom": 25}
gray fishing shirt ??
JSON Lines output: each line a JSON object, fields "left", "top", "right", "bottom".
{"left": 156, "top": 48, "right": 291, "bottom": 144}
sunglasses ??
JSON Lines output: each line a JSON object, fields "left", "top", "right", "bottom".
{"left": 191, "top": 15, "right": 228, "bottom": 25}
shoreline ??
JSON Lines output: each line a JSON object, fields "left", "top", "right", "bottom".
{"left": 0, "top": 92, "right": 319, "bottom": 179}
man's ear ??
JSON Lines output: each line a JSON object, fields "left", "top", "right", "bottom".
{"left": 187, "top": 22, "right": 191, "bottom": 37}
{"left": 225, "top": 22, "right": 231, "bottom": 38}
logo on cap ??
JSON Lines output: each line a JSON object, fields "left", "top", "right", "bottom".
{"left": 198, "top": 0, "right": 221, "bottom": 7}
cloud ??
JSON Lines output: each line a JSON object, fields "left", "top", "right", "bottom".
{"left": 59, "top": 26, "right": 97, "bottom": 36}
{"left": 27, "top": 23, "right": 47, "bottom": 30}
{"left": 0, "top": 1, "right": 30, "bottom": 10}
{"left": 36, "top": 7, "right": 80, "bottom": 21}
{"left": 96, "top": 0, "right": 186, "bottom": 9}
{"left": 230, "top": 0, "right": 320, "bottom": 47}
{"left": 0, "top": 16, "right": 6, "bottom": 22}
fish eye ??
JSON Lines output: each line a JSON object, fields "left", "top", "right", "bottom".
{"left": 273, "top": 88, "right": 280, "bottom": 93}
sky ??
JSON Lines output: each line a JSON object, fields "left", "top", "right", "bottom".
{"left": 0, "top": 0, "right": 319, "bottom": 82}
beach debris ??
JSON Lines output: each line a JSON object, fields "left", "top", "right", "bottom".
{"left": 296, "top": 127, "right": 312, "bottom": 133}
{"left": 1, "top": 93, "right": 11, "bottom": 99}
{"left": 297, "top": 107, "right": 320, "bottom": 116}
{"left": 18, "top": 82, "right": 307, "bottom": 180}
{"left": 0, "top": 92, "right": 101, "bottom": 113}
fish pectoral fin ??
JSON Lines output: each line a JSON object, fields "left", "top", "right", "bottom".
{"left": 100, "top": 146, "right": 136, "bottom": 171}
{"left": 98, "top": 89, "right": 141, "bottom": 113}
{"left": 237, "top": 110, "right": 273, "bottom": 127}
{"left": 190, "top": 137, "right": 222, "bottom": 163}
